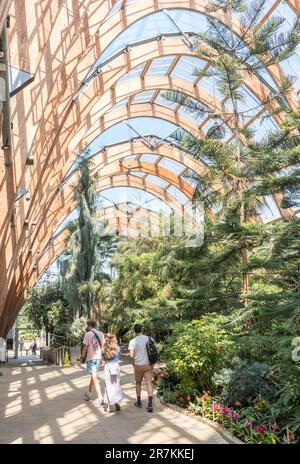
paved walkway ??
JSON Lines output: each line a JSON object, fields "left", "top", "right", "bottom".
{"left": 0, "top": 358, "right": 228, "bottom": 444}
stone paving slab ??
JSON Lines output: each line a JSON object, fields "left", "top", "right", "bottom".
{"left": 0, "top": 359, "right": 228, "bottom": 444}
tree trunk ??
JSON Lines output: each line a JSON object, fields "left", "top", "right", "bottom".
{"left": 233, "top": 105, "right": 249, "bottom": 307}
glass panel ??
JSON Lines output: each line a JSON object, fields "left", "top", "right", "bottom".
{"left": 132, "top": 90, "right": 156, "bottom": 103}
{"left": 258, "top": 195, "right": 281, "bottom": 223}
{"left": 158, "top": 157, "right": 185, "bottom": 175}
{"left": 167, "top": 185, "right": 189, "bottom": 203}
{"left": 107, "top": 97, "right": 129, "bottom": 112}
{"left": 171, "top": 56, "right": 207, "bottom": 82}
{"left": 182, "top": 170, "right": 199, "bottom": 188}
{"left": 130, "top": 171, "right": 146, "bottom": 178}
{"left": 106, "top": 0, "right": 123, "bottom": 19}
{"left": 147, "top": 56, "right": 176, "bottom": 76}
{"left": 139, "top": 154, "right": 159, "bottom": 163}
{"left": 155, "top": 92, "right": 178, "bottom": 110}
{"left": 248, "top": 115, "right": 279, "bottom": 142}
{"left": 89, "top": 10, "right": 208, "bottom": 74}
{"left": 96, "top": 187, "right": 173, "bottom": 213}
{"left": 9, "top": 66, "right": 34, "bottom": 94}
{"left": 118, "top": 64, "right": 145, "bottom": 83}
{"left": 53, "top": 209, "right": 79, "bottom": 237}
{"left": 147, "top": 174, "right": 169, "bottom": 188}
{"left": 123, "top": 154, "right": 138, "bottom": 161}
{"left": 197, "top": 76, "right": 224, "bottom": 101}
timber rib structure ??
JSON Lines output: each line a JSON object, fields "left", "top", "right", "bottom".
{"left": 0, "top": 0, "right": 299, "bottom": 336}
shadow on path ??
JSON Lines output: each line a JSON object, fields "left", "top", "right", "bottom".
{"left": 0, "top": 357, "right": 228, "bottom": 444}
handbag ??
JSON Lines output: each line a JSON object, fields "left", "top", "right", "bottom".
{"left": 107, "top": 362, "right": 119, "bottom": 376}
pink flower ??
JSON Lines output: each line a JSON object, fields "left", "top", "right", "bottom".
{"left": 212, "top": 403, "right": 222, "bottom": 412}
{"left": 271, "top": 423, "right": 278, "bottom": 431}
{"left": 244, "top": 420, "right": 251, "bottom": 428}
{"left": 187, "top": 395, "right": 192, "bottom": 402}
{"left": 255, "top": 425, "right": 267, "bottom": 434}
{"left": 234, "top": 401, "right": 242, "bottom": 408}
{"left": 287, "top": 431, "right": 295, "bottom": 441}
{"left": 222, "top": 407, "right": 230, "bottom": 416}
{"left": 230, "top": 411, "right": 240, "bottom": 422}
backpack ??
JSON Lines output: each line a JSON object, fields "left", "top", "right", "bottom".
{"left": 146, "top": 337, "right": 159, "bottom": 365}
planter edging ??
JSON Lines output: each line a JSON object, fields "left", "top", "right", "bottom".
{"left": 158, "top": 395, "right": 244, "bottom": 445}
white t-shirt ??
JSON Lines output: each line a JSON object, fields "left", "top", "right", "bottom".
{"left": 128, "top": 335, "right": 149, "bottom": 366}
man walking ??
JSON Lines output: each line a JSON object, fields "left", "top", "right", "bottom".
{"left": 81, "top": 320, "right": 105, "bottom": 405}
{"left": 128, "top": 324, "right": 154, "bottom": 413}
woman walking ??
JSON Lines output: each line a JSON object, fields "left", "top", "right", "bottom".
{"left": 102, "top": 333, "right": 124, "bottom": 413}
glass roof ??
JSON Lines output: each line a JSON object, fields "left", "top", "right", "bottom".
{"left": 66, "top": 117, "right": 185, "bottom": 177}
{"left": 53, "top": 208, "right": 79, "bottom": 238}
{"left": 52, "top": 187, "right": 174, "bottom": 238}
{"left": 267, "top": 2, "right": 300, "bottom": 92}
{"left": 89, "top": 9, "right": 207, "bottom": 74}
{"left": 61, "top": 2, "right": 299, "bottom": 231}
{"left": 83, "top": 5, "right": 296, "bottom": 96}
{"left": 97, "top": 187, "right": 173, "bottom": 215}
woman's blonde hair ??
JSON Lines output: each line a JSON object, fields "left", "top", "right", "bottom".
{"left": 104, "top": 333, "right": 118, "bottom": 359}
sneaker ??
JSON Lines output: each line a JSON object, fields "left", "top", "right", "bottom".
{"left": 93, "top": 397, "right": 104, "bottom": 406}
{"left": 134, "top": 401, "right": 142, "bottom": 408}
{"left": 115, "top": 403, "right": 121, "bottom": 412}
{"left": 146, "top": 406, "right": 153, "bottom": 413}
{"left": 84, "top": 392, "right": 91, "bottom": 401}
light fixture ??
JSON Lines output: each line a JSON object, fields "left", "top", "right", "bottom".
{"left": 15, "top": 188, "right": 29, "bottom": 202}
{"left": 26, "top": 154, "right": 34, "bottom": 165}
{"left": 2, "top": 138, "right": 10, "bottom": 150}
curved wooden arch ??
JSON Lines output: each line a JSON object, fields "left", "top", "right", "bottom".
{"left": 1, "top": 0, "right": 299, "bottom": 335}
{"left": 21, "top": 173, "right": 192, "bottom": 286}
{"left": 23, "top": 39, "right": 292, "bottom": 249}
{"left": 87, "top": 140, "right": 208, "bottom": 176}
{"left": 37, "top": 198, "right": 191, "bottom": 286}
{"left": 19, "top": 140, "right": 208, "bottom": 283}
{"left": 26, "top": 106, "right": 204, "bottom": 266}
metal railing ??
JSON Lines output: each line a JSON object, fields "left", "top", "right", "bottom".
{"left": 40, "top": 333, "right": 81, "bottom": 366}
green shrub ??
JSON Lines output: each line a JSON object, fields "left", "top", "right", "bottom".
{"left": 213, "top": 358, "right": 277, "bottom": 406}
{"left": 163, "top": 314, "right": 233, "bottom": 395}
